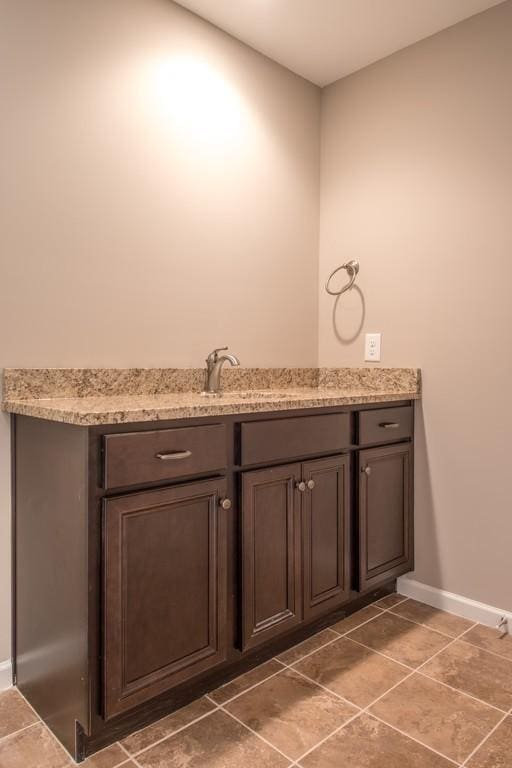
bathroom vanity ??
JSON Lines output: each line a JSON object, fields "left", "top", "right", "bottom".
{"left": 5, "top": 367, "right": 419, "bottom": 760}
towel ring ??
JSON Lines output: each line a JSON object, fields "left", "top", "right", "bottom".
{"left": 325, "top": 260, "right": 360, "bottom": 296}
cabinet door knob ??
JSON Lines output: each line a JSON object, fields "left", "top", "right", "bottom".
{"left": 220, "top": 498, "right": 232, "bottom": 510}
{"left": 362, "top": 465, "right": 372, "bottom": 476}
{"left": 307, "top": 479, "right": 315, "bottom": 490}
{"left": 296, "top": 481, "right": 306, "bottom": 492}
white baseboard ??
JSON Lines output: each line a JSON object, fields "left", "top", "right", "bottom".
{"left": 0, "top": 659, "right": 12, "bottom": 691}
{"left": 397, "top": 576, "right": 512, "bottom": 632}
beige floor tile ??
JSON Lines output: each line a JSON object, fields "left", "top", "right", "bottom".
{"left": 390, "top": 598, "right": 474, "bottom": 638}
{"left": 330, "top": 605, "right": 383, "bottom": 635}
{"left": 467, "top": 715, "right": 512, "bottom": 767}
{"left": 369, "top": 673, "right": 502, "bottom": 763}
{"left": 300, "top": 713, "right": 454, "bottom": 768}
{"left": 135, "top": 709, "right": 289, "bottom": 768}
{"left": 0, "top": 689, "right": 38, "bottom": 739}
{"left": 82, "top": 743, "right": 127, "bottom": 767}
{"left": 375, "top": 594, "right": 407, "bottom": 609}
{"left": 347, "top": 612, "right": 451, "bottom": 667}
{"left": 294, "top": 637, "right": 409, "bottom": 707}
{"left": 464, "top": 624, "right": 512, "bottom": 661}
{"left": 0, "top": 723, "right": 72, "bottom": 768}
{"left": 121, "top": 696, "right": 215, "bottom": 753}
{"left": 422, "top": 640, "right": 512, "bottom": 710}
{"left": 277, "top": 629, "right": 338, "bottom": 665}
{"left": 225, "top": 668, "right": 356, "bottom": 760}
{"left": 208, "top": 659, "right": 283, "bottom": 705}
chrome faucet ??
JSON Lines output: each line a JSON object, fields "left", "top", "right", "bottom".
{"left": 203, "top": 347, "right": 240, "bottom": 395}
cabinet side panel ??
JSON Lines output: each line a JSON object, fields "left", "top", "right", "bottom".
{"left": 15, "top": 416, "right": 89, "bottom": 756}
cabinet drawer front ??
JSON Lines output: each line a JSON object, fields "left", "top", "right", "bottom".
{"left": 103, "top": 478, "right": 228, "bottom": 718}
{"left": 103, "top": 424, "right": 227, "bottom": 489}
{"left": 240, "top": 413, "right": 350, "bottom": 466}
{"left": 358, "top": 406, "right": 413, "bottom": 446}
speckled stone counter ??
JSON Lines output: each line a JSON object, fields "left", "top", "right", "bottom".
{"left": 2, "top": 367, "right": 421, "bottom": 426}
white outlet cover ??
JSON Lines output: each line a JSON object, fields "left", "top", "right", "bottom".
{"left": 365, "top": 333, "right": 381, "bottom": 362}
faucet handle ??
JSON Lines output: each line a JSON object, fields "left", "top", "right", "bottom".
{"left": 206, "top": 347, "right": 228, "bottom": 364}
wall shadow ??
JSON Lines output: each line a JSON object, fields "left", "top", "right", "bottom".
{"left": 331, "top": 286, "right": 365, "bottom": 344}
{"left": 410, "top": 399, "right": 443, "bottom": 589}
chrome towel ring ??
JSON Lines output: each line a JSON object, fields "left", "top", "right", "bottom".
{"left": 325, "top": 260, "right": 360, "bottom": 296}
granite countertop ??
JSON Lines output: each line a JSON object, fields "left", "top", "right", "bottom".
{"left": 2, "top": 367, "right": 421, "bottom": 426}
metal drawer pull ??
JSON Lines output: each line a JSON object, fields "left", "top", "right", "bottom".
{"left": 362, "top": 466, "right": 372, "bottom": 476}
{"left": 155, "top": 450, "right": 192, "bottom": 461}
{"left": 379, "top": 422, "right": 400, "bottom": 429}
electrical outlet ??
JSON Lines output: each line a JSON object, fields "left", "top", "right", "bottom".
{"left": 365, "top": 333, "right": 381, "bottom": 362}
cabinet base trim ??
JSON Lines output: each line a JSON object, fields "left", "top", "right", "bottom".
{"left": 0, "top": 659, "right": 13, "bottom": 691}
{"left": 397, "top": 576, "right": 512, "bottom": 632}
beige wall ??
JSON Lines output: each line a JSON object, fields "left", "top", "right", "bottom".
{"left": 319, "top": 2, "right": 512, "bottom": 610}
{"left": 2, "top": 0, "right": 511, "bottom": 667}
{"left": 0, "top": 0, "right": 321, "bottom": 661}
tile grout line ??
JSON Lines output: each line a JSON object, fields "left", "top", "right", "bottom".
{"left": 386, "top": 609, "right": 471, "bottom": 641}
{"left": 117, "top": 740, "right": 137, "bottom": 766}
{"left": 0, "top": 720, "right": 41, "bottom": 745}
{"left": 203, "top": 599, "right": 399, "bottom": 712}
{"left": 207, "top": 660, "right": 288, "bottom": 707}
{"left": 342, "top": 635, "right": 415, "bottom": 671}
{"left": 119, "top": 607, "right": 479, "bottom": 767}
{"left": 281, "top": 656, "right": 452, "bottom": 765}
{"left": 457, "top": 636, "right": 512, "bottom": 665}
{"left": 6, "top": 603, "right": 504, "bottom": 767}
{"left": 366, "top": 712, "right": 461, "bottom": 767}
{"left": 346, "top": 631, "right": 508, "bottom": 715}
{"left": 414, "top": 668, "right": 509, "bottom": 714}
{"left": 0, "top": 600, "right": 390, "bottom": 755}
{"left": 126, "top": 703, "right": 221, "bottom": 760}
{"left": 275, "top": 598, "right": 406, "bottom": 668}
{"left": 294, "top": 620, "right": 482, "bottom": 766}
{"left": 353, "top": 620, "right": 510, "bottom": 714}
{"left": 212, "top": 697, "right": 299, "bottom": 764}
{"left": 293, "top": 708, "right": 365, "bottom": 765}
{"left": 13, "top": 687, "right": 43, "bottom": 722}
{"left": 121, "top": 605, "right": 397, "bottom": 765}
{"left": 380, "top": 607, "right": 463, "bottom": 642}
{"left": 6, "top": 687, "right": 77, "bottom": 765}
{"left": 459, "top": 702, "right": 512, "bottom": 767}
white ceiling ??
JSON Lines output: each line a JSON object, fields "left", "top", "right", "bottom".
{"left": 174, "top": 0, "right": 505, "bottom": 86}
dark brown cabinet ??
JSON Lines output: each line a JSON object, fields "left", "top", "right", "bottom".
{"left": 358, "top": 443, "right": 413, "bottom": 591}
{"left": 241, "top": 455, "right": 350, "bottom": 649}
{"left": 103, "top": 478, "right": 228, "bottom": 718}
{"left": 303, "top": 455, "right": 350, "bottom": 619}
{"left": 241, "top": 463, "right": 303, "bottom": 651}
{"left": 13, "top": 400, "right": 414, "bottom": 760}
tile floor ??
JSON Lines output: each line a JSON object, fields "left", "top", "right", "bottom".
{"left": 2, "top": 594, "right": 512, "bottom": 767}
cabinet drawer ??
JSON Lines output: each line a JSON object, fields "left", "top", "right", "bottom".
{"left": 240, "top": 413, "right": 350, "bottom": 466}
{"left": 103, "top": 424, "right": 227, "bottom": 489}
{"left": 358, "top": 406, "right": 413, "bottom": 446}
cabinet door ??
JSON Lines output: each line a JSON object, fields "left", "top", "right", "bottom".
{"left": 358, "top": 443, "right": 413, "bottom": 591}
{"left": 241, "top": 463, "right": 302, "bottom": 651}
{"left": 103, "top": 478, "right": 228, "bottom": 719}
{"left": 303, "top": 455, "right": 351, "bottom": 619}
